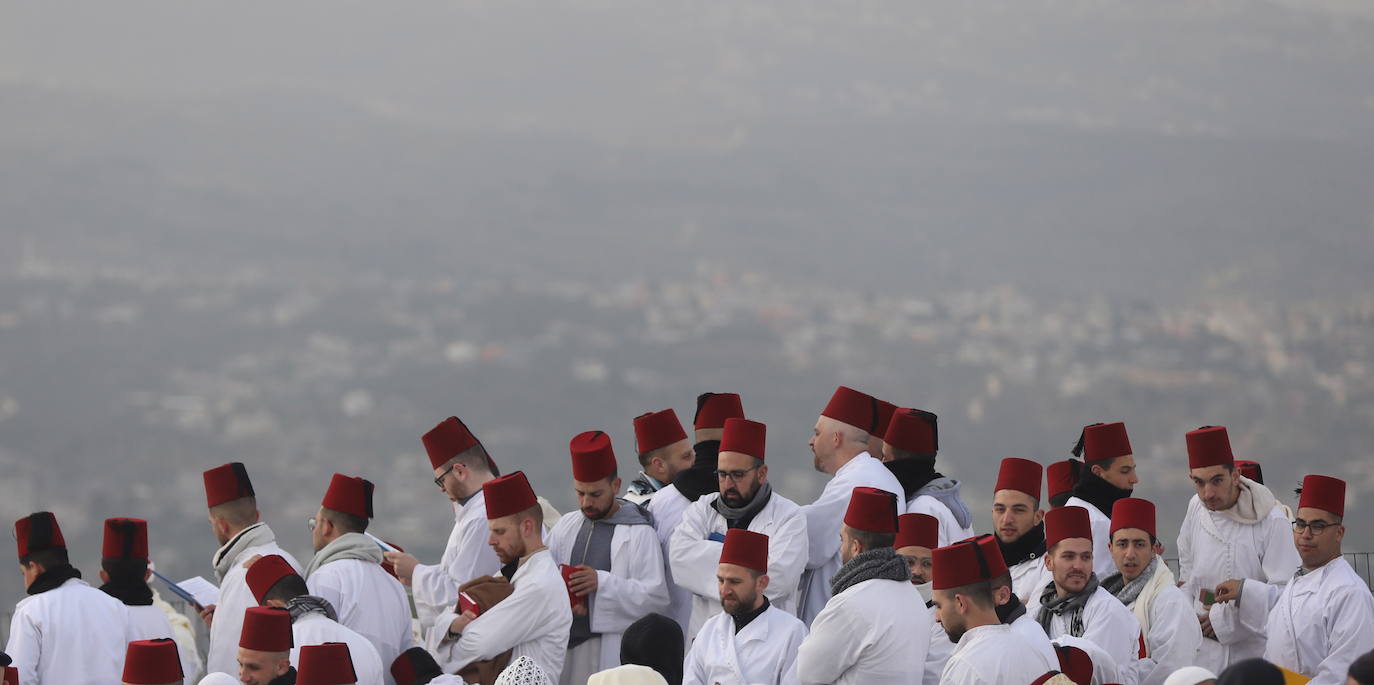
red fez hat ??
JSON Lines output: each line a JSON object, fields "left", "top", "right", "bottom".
{"left": 297, "top": 642, "right": 357, "bottom": 685}
{"left": 3, "top": 667, "right": 14, "bottom": 685}
{"left": 239, "top": 606, "right": 293, "bottom": 652}
{"left": 1299, "top": 474, "right": 1345, "bottom": 518}
{"left": 1235, "top": 459, "right": 1264, "bottom": 484}
{"left": 874, "top": 400, "right": 897, "bottom": 440}
{"left": 102, "top": 517, "right": 149, "bottom": 561}
{"left": 843, "top": 487, "right": 899, "bottom": 534}
{"left": 246, "top": 554, "right": 299, "bottom": 605}
{"left": 634, "top": 409, "right": 688, "bottom": 454}
{"left": 1055, "top": 645, "right": 1094, "bottom": 685}
{"left": 203, "top": 462, "right": 255, "bottom": 509}
{"left": 1186, "top": 425, "right": 1234, "bottom": 469}
{"left": 483, "top": 471, "right": 538, "bottom": 520}
{"left": 1109, "top": 498, "right": 1156, "bottom": 539}
{"left": 322, "top": 473, "right": 374, "bottom": 519}
{"left": 995, "top": 458, "right": 1043, "bottom": 501}
{"left": 895, "top": 513, "right": 939, "bottom": 550}
{"left": 931, "top": 538, "right": 1004, "bottom": 590}
{"left": 15, "top": 512, "right": 64, "bottom": 559}
{"left": 423, "top": 416, "right": 491, "bottom": 471}
{"left": 720, "top": 418, "right": 766, "bottom": 461}
{"left": 122, "top": 638, "right": 183, "bottom": 684}
{"left": 694, "top": 392, "right": 744, "bottom": 430}
{"left": 1077, "top": 422, "right": 1132, "bottom": 463}
{"left": 1045, "top": 506, "right": 1093, "bottom": 549}
{"left": 570, "top": 431, "right": 618, "bottom": 482}
{"left": 884, "top": 408, "right": 938, "bottom": 455}
{"left": 390, "top": 647, "right": 442, "bottom": 685}
{"left": 822, "top": 386, "right": 880, "bottom": 433}
{"left": 719, "top": 529, "right": 769, "bottom": 573}
{"left": 970, "top": 534, "right": 1010, "bottom": 578}
{"left": 1046, "top": 460, "right": 1079, "bottom": 500}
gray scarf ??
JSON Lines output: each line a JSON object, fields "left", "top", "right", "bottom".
{"left": 829, "top": 547, "right": 911, "bottom": 597}
{"left": 712, "top": 483, "right": 773, "bottom": 525}
{"left": 304, "top": 532, "right": 383, "bottom": 578}
{"left": 212, "top": 522, "right": 277, "bottom": 582}
{"left": 1036, "top": 573, "right": 1100, "bottom": 638}
{"left": 1101, "top": 556, "right": 1159, "bottom": 607}
{"left": 286, "top": 594, "right": 338, "bottom": 622}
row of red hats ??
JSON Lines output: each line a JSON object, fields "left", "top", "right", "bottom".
{"left": 932, "top": 534, "right": 1010, "bottom": 590}
{"left": 206, "top": 462, "right": 377, "bottom": 521}
{"left": 239, "top": 607, "right": 357, "bottom": 684}
{"left": 14, "top": 513, "right": 151, "bottom": 561}
{"left": 821, "top": 385, "right": 940, "bottom": 455}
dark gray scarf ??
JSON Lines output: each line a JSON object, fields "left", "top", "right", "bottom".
{"left": 1101, "top": 556, "right": 1158, "bottom": 607}
{"left": 286, "top": 594, "right": 338, "bottom": 622}
{"left": 829, "top": 547, "right": 911, "bottom": 597}
{"left": 712, "top": 483, "right": 772, "bottom": 529}
{"left": 1036, "top": 573, "right": 1099, "bottom": 637}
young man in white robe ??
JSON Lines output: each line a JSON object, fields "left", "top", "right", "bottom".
{"left": 1174, "top": 425, "right": 1300, "bottom": 672}
{"left": 547, "top": 431, "right": 668, "bottom": 685}
{"left": 1102, "top": 498, "right": 1202, "bottom": 685}
{"left": 121, "top": 638, "right": 184, "bottom": 685}
{"left": 798, "top": 386, "right": 906, "bottom": 624}
{"left": 429, "top": 471, "right": 574, "bottom": 682}
{"left": 992, "top": 457, "right": 1053, "bottom": 602}
{"left": 625, "top": 408, "right": 695, "bottom": 505}
{"left": 796, "top": 487, "right": 928, "bottom": 685}
{"left": 200, "top": 462, "right": 303, "bottom": 678}
{"left": 305, "top": 474, "right": 413, "bottom": 682}
{"left": 1063, "top": 422, "right": 1140, "bottom": 579}
{"left": 6, "top": 512, "right": 132, "bottom": 685}
{"left": 235, "top": 606, "right": 297, "bottom": 685}
{"left": 670, "top": 418, "right": 808, "bottom": 638}
{"left": 880, "top": 408, "right": 975, "bottom": 547}
{"left": 683, "top": 530, "right": 807, "bottom": 685}
{"left": 1217, "top": 475, "right": 1374, "bottom": 685}
{"left": 632, "top": 407, "right": 700, "bottom": 637}
{"left": 99, "top": 518, "right": 200, "bottom": 683}
{"left": 896, "top": 513, "right": 957, "bottom": 684}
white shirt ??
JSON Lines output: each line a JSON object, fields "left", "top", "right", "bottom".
{"left": 923, "top": 608, "right": 955, "bottom": 685}
{"left": 128, "top": 602, "right": 201, "bottom": 684}
{"left": 939, "top": 623, "right": 1057, "bottom": 685}
{"left": 797, "top": 453, "right": 906, "bottom": 625}
{"left": 669, "top": 491, "right": 808, "bottom": 637}
{"left": 1127, "top": 582, "right": 1204, "bottom": 685}
{"left": 1009, "top": 556, "right": 1053, "bottom": 606}
{"left": 796, "top": 577, "right": 930, "bottom": 685}
{"left": 1032, "top": 586, "right": 1141, "bottom": 682}
{"left": 412, "top": 492, "right": 503, "bottom": 635}
{"left": 309, "top": 557, "right": 413, "bottom": 682}
{"left": 1010, "top": 610, "right": 1058, "bottom": 667}
{"left": 683, "top": 604, "right": 807, "bottom": 685}
{"left": 4, "top": 577, "right": 132, "bottom": 685}
{"left": 206, "top": 528, "right": 302, "bottom": 677}
{"left": 647, "top": 484, "right": 695, "bottom": 639}
{"left": 1249, "top": 557, "right": 1374, "bottom": 685}
{"left": 291, "top": 611, "right": 386, "bottom": 685}
{"left": 905, "top": 493, "right": 973, "bottom": 548}
{"left": 1063, "top": 496, "right": 1117, "bottom": 579}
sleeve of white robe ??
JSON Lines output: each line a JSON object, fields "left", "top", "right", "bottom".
{"left": 1259, "top": 512, "right": 1301, "bottom": 584}
{"left": 430, "top": 582, "right": 555, "bottom": 672}
{"left": 1218, "top": 576, "right": 1284, "bottom": 644}
{"left": 1175, "top": 502, "right": 1196, "bottom": 596}
{"left": 1306, "top": 583, "right": 1374, "bottom": 685}
{"left": 796, "top": 600, "right": 863, "bottom": 685}
{"left": 1137, "top": 588, "right": 1204, "bottom": 685}
{"left": 761, "top": 509, "right": 809, "bottom": 607}
{"left": 1081, "top": 602, "right": 1141, "bottom": 680}
{"left": 413, "top": 519, "right": 498, "bottom": 627}
{"left": 6, "top": 609, "right": 39, "bottom": 685}
{"left": 592, "top": 525, "right": 669, "bottom": 634}
{"left": 800, "top": 481, "right": 850, "bottom": 570}
{"left": 668, "top": 503, "right": 726, "bottom": 600}
{"left": 680, "top": 631, "right": 709, "bottom": 685}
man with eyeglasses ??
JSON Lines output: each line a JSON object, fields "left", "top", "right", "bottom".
{"left": 670, "top": 418, "right": 808, "bottom": 641}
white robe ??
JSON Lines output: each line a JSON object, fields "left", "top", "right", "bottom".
{"left": 1033, "top": 586, "right": 1142, "bottom": 684}
{"left": 546, "top": 510, "right": 669, "bottom": 681}
{"left": 939, "top": 623, "right": 1057, "bottom": 685}
{"left": 309, "top": 557, "right": 413, "bottom": 682}
{"left": 797, "top": 453, "right": 906, "bottom": 625}
{"left": 1051, "top": 634, "right": 1125, "bottom": 685}
{"left": 796, "top": 577, "right": 930, "bottom": 685}
{"left": 923, "top": 609, "right": 955, "bottom": 685}
{"left": 669, "top": 491, "right": 808, "bottom": 637}
{"left": 647, "top": 484, "right": 695, "bottom": 638}
{"left": 411, "top": 492, "right": 503, "bottom": 636}
{"left": 291, "top": 611, "right": 386, "bottom": 685}
{"left": 1011, "top": 610, "right": 1058, "bottom": 667}
{"left": 4, "top": 577, "right": 132, "bottom": 685}
{"left": 428, "top": 548, "right": 573, "bottom": 683}
{"left": 128, "top": 602, "right": 201, "bottom": 684}
{"left": 905, "top": 493, "right": 973, "bottom": 548}
{"left": 683, "top": 604, "right": 807, "bottom": 685}
{"left": 1009, "top": 556, "right": 1053, "bottom": 607}
{"left": 1063, "top": 497, "right": 1117, "bottom": 579}
{"left": 1126, "top": 582, "right": 1204, "bottom": 685}
{"left": 206, "top": 527, "right": 302, "bottom": 677}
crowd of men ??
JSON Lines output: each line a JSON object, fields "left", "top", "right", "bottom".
{"left": 5, "top": 386, "right": 1374, "bottom": 685}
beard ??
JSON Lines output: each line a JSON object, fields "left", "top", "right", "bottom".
{"left": 943, "top": 618, "right": 966, "bottom": 644}
{"left": 493, "top": 539, "right": 527, "bottom": 565}
{"left": 582, "top": 503, "right": 613, "bottom": 520}
{"left": 721, "top": 589, "right": 758, "bottom": 617}
{"left": 720, "top": 484, "right": 756, "bottom": 508}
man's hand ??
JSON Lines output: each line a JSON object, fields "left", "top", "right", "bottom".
{"left": 568, "top": 565, "right": 598, "bottom": 597}
{"left": 1214, "top": 579, "right": 1243, "bottom": 604}
{"left": 1199, "top": 612, "right": 1216, "bottom": 640}
{"left": 447, "top": 610, "right": 478, "bottom": 638}
{"left": 199, "top": 604, "right": 216, "bottom": 627}
{"left": 384, "top": 551, "right": 420, "bottom": 585}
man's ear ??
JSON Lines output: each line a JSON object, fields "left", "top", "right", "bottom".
{"left": 99, "top": 569, "right": 110, "bottom": 583}
{"left": 756, "top": 574, "right": 771, "bottom": 594}
{"left": 1033, "top": 510, "right": 1045, "bottom": 526}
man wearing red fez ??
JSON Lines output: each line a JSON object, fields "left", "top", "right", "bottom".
{"left": 303, "top": 473, "right": 411, "bottom": 675}
{"left": 1029, "top": 506, "right": 1141, "bottom": 681}
{"left": 682, "top": 530, "right": 807, "bottom": 685}
{"left": 99, "top": 518, "right": 200, "bottom": 682}
{"left": 626, "top": 408, "right": 695, "bottom": 506}
{"left": 7, "top": 511, "right": 131, "bottom": 685}
{"left": 546, "top": 431, "right": 667, "bottom": 685}
{"left": 237, "top": 606, "right": 296, "bottom": 685}
{"left": 1173, "top": 425, "right": 1299, "bottom": 673}
{"left": 669, "top": 418, "right": 808, "bottom": 637}
{"left": 894, "top": 513, "right": 939, "bottom": 592}
{"left": 882, "top": 407, "right": 975, "bottom": 548}
{"left": 798, "top": 386, "right": 906, "bottom": 624}
{"left": 384, "top": 416, "right": 503, "bottom": 644}
{"left": 1046, "top": 459, "right": 1081, "bottom": 509}
{"left": 688, "top": 392, "right": 745, "bottom": 480}
{"left": 865, "top": 398, "right": 897, "bottom": 462}
{"left": 1101, "top": 498, "right": 1201, "bottom": 685}
{"left": 201, "top": 462, "right": 303, "bottom": 678}
{"left": 429, "top": 471, "right": 572, "bottom": 683}
{"left": 122, "top": 638, "right": 184, "bottom": 685}
{"left": 296, "top": 642, "right": 357, "bottom": 685}
{"left": 1065, "top": 421, "right": 1140, "bottom": 579}
{"left": 991, "top": 458, "right": 1054, "bottom": 603}
{"left": 797, "top": 488, "right": 929, "bottom": 685}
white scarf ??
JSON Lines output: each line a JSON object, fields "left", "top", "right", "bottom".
{"left": 1218, "top": 475, "right": 1279, "bottom": 525}
{"left": 1128, "top": 555, "right": 1176, "bottom": 650}
{"left": 211, "top": 522, "right": 277, "bottom": 581}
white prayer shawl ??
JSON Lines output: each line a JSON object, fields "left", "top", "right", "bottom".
{"left": 128, "top": 602, "right": 201, "bottom": 684}
{"left": 1009, "top": 557, "right": 1053, "bottom": 607}
{"left": 428, "top": 548, "right": 573, "bottom": 683}
{"left": 796, "top": 577, "right": 930, "bottom": 685}
{"left": 669, "top": 491, "right": 808, "bottom": 637}
{"left": 683, "top": 604, "right": 807, "bottom": 685}
{"left": 291, "top": 611, "right": 386, "bottom": 685}
{"left": 547, "top": 509, "right": 669, "bottom": 678}
{"left": 797, "top": 453, "right": 906, "bottom": 625}
{"left": 206, "top": 526, "right": 302, "bottom": 677}
{"left": 940, "top": 624, "right": 1058, "bottom": 685}
{"left": 905, "top": 493, "right": 973, "bottom": 548}
{"left": 411, "top": 492, "right": 503, "bottom": 636}
{"left": 646, "top": 484, "right": 695, "bottom": 640}
{"left": 1063, "top": 496, "right": 1117, "bottom": 579}
{"left": 308, "top": 557, "right": 414, "bottom": 684}
{"left": 4, "top": 577, "right": 133, "bottom": 685}
{"left": 1038, "top": 587, "right": 1142, "bottom": 685}
{"left": 1121, "top": 562, "right": 1202, "bottom": 685}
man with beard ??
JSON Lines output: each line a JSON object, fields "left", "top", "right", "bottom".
{"left": 1175, "top": 425, "right": 1299, "bottom": 673}
{"left": 796, "top": 488, "right": 928, "bottom": 685}
{"left": 682, "top": 530, "right": 807, "bottom": 685}
{"left": 632, "top": 408, "right": 697, "bottom": 635}
{"left": 881, "top": 408, "right": 974, "bottom": 546}
{"left": 626, "top": 408, "right": 695, "bottom": 506}
{"left": 1102, "top": 498, "right": 1202, "bottom": 685}
{"left": 1064, "top": 422, "right": 1139, "bottom": 578}
{"left": 429, "top": 471, "right": 572, "bottom": 682}
{"left": 670, "top": 418, "right": 807, "bottom": 639}
{"left": 992, "top": 457, "right": 1053, "bottom": 602}
{"left": 547, "top": 431, "right": 667, "bottom": 684}
{"left": 100, "top": 518, "right": 200, "bottom": 682}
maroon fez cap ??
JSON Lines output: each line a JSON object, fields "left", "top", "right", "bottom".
{"left": 1109, "top": 498, "right": 1156, "bottom": 538}
{"left": 1046, "top": 459, "right": 1079, "bottom": 500}
{"left": 203, "top": 462, "right": 255, "bottom": 508}
{"left": 297, "top": 642, "right": 357, "bottom": 685}
{"left": 634, "top": 409, "right": 688, "bottom": 454}
{"left": 894, "top": 513, "right": 939, "bottom": 550}
{"left": 720, "top": 529, "right": 769, "bottom": 573}
{"left": 1045, "top": 506, "right": 1093, "bottom": 549}
{"left": 246, "top": 554, "right": 299, "bottom": 605}
{"left": 483, "top": 471, "right": 538, "bottom": 520}
{"left": 884, "top": 408, "right": 939, "bottom": 455}
{"left": 1186, "top": 425, "right": 1235, "bottom": 469}
{"left": 822, "top": 386, "right": 880, "bottom": 433}
{"left": 694, "top": 392, "right": 744, "bottom": 430}
{"left": 970, "top": 534, "right": 1010, "bottom": 578}
{"left": 1077, "top": 422, "right": 1132, "bottom": 463}
{"left": 102, "top": 517, "right": 149, "bottom": 561}
{"left": 843, "top": 487, "right": 899, "bottom": 534}
{"left": 322, "top": 473, "right": 374, "bottom": 519}
{"left": 995, "top": 458, "right": 1043, "bottom": 501}
{"left": 423, "top": 416, "right": 489, "bottom": 471}
{"left": 390, "top": 646, "right": 443, "bottom": 685}
{"left": 122, "top": 638, "right": 184, "bottom": 684}
{"left": 15, "top": 512, "right": 64, "bottom": 559}
{"left": 1235, "top": 459, "right": 1264, "bottom": 484}
{"left": 570, "top": 431, "right": 618, "bottom": 482}
{"left": 1299, "top": 474, "right": 1346, "bottom": 518}
{"left": 1055, "top": 645, "right": 1094, "bottom": 685}
{"left": 931, "top": 536, "right": 1006, "bottom": 590}
{"left": 239, "top": 606, "right": 293, "bottom": 652}
{"left": 720, "top": 418, "right": 766, "bottom": 461}
{"left": 874, "top": 400, "right": 897, "bottom": 440}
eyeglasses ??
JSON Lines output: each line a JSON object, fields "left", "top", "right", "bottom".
{"left": 715, "top": 466, "right": 760, "bottom": 482}
{"left": 1293, "top": 519, "right": 1340, "bottom": 534}
{"left": 434, "top": 465, "right": 457, "bottom": 488}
